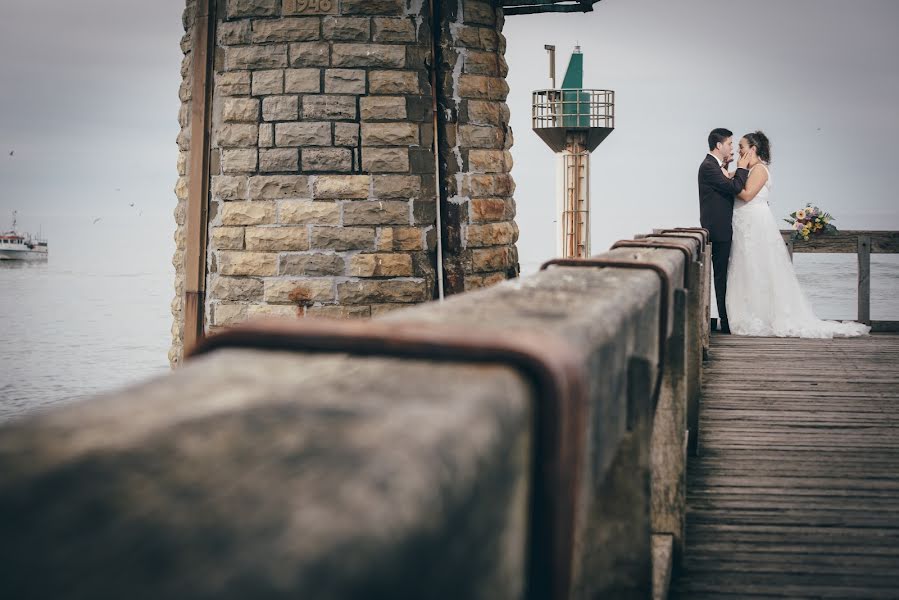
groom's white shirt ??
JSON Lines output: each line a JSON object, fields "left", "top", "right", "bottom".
{"left": 707, "top": 152, "right": 723, "bottom": 167}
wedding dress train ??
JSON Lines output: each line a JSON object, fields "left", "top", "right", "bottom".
{"left": 725, "top": 165, "right": 870, "bottom": 338}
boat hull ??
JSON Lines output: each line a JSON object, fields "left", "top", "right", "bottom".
{"left": 0, "top": 249, "right": 48, "bottom": 261}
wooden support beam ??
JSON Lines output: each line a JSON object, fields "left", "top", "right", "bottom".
{"left": 780, "top": 230, "right": 899, "bottom": 253}
{"left": 182, "top": 0, "right": 216, "bottom": 355}
{"left": 858, "top": 235, "right": 871, "bottom": 324}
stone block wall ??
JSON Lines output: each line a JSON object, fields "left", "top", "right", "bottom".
{"left": 171, "top": 1, "right": 195, "bottom": 366}
{"left": 171, "top": 0, "right": 519, "bottom": 365}
{"left": 436, "top": 0, "right": 519, "bottom": 294}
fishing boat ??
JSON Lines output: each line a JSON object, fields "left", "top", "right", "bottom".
{"left": 0, "top": 212, "right": 48, "bottom": 261}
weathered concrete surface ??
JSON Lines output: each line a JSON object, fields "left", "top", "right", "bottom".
{"left": 651, "top": 288, "right": 688, "bottom": 567}
{"left": 382, "top": 245, "right": 687, "bottom": 597}
{"left": 638, "top": 233, "right": 705, "bottom": 575}
{"left": 648, "top": 232, "right": 707, "bottom": 457}
{"left": 0, "top": 244, "right": 699, "bottom": 599}
{"left": 0, "top": 352, "right": 533, "bottom": 600}
{"left": 586, "top": 356, "right": 655, "bottom": 599}
{"left": 652, "top": 533, "right": 674, "bottom": 600}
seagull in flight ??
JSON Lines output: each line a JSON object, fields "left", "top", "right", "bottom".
{"left": 92, "top": 217, "right": 102, "bottom": 224}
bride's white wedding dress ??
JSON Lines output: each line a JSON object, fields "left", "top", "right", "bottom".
{"left": 726, "top": 164, "right": 870, "bottom": 338}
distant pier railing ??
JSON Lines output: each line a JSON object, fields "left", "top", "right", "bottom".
{"left": 781, "top": 230, "right": 899, "bottom": 331}
{"left": 0, "top": 228, "right": 711, "bottom": 600}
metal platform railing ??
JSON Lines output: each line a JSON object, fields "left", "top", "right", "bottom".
{"left": 532, "top": 89, "right": 615, "bottom": 130}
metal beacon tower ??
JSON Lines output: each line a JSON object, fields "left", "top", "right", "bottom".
{"left": 532, "top": 46, "right": 614, "bottom": 259}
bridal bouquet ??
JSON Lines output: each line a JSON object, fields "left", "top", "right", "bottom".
{"left": 784, "top": 204, "right": 838, "bottom": 241}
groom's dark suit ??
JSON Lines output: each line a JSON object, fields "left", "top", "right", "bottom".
{"left": 698, "top": 154, "right": 749, "bottom": 332}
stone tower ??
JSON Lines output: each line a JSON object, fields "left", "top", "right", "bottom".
{"left": 170, "top": 0, "right": 603, "bottom": 365}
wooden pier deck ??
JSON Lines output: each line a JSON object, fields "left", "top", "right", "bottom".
{"left": 672, "top": 333, "right": 899, "bottom": 599}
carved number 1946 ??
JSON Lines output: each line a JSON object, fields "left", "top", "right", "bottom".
{"left": 294, "top": 0, "right": 336, "bottom": 14}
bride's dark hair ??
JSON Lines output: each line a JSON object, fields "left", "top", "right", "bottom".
{"left": 744, "top": 130, "right": 771, "bottom": 163}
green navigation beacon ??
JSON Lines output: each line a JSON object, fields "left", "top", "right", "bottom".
{"left": 532, "top": 45, "right": 614, "bottom": 259}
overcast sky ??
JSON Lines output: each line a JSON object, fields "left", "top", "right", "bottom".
{"left": 0, "top": 1, "right": 182, "bottom": 218}
{"left": 1, "top": 0, "right": 897, "bottom": 272}
{"left": 507, "top": 0, "right": 899, "bottom": 268}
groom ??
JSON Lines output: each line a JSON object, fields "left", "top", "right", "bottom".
{"left": 699, "top": 128, "right": 751, "bottom": 334}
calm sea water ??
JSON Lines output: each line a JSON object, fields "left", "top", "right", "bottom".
{"left": 0, "top": 215, "right": 175, "bottom": 422}
{"left": 2, "top": 221, "right": 898, "bottom": 422}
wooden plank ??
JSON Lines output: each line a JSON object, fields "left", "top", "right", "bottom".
{"left": 676, "top": 580, "right": 899, "bottom": 599}
{"left": 778, "top": 230, "right": 899, "bottom": 253}
{"left": 671, "top": 334, "right": 899, "bottom": 599}
{"left": 871, "top": 321, "right": 899, "bottom": 332}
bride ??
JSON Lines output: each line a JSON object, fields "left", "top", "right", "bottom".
{"left": 724, "top": 131, "right": 870, "bottom": 338}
